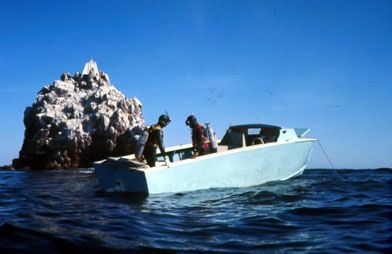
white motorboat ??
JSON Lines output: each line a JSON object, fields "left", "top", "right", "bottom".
{"left": 94, "top": 124, "right": 316, "bottom": 195}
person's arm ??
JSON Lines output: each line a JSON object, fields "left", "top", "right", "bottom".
{"left": 192, "top": 127, "right": 203, "bottom": 158}
{"left": 157, "top": 130, "right": 166, "bottom": 157}
{"left": 196, "top": 127, "right": 204, "bottom": 153}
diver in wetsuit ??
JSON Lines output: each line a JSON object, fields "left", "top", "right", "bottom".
{"left": 185, "top": 115, "right": 209, "bottom": 158}
{"left": 143, "top": 114, "right": 171, "bottom": 167}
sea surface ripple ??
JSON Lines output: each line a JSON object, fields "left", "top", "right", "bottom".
{"left": 1, "top": 168, "right": 391, "bottom": 253}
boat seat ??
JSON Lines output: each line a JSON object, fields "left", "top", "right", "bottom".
{"left": 262, "top": 135, "right": 278, "bottom": 143}
{"left": 227, "top": 132, "right": 243, "bottom": 149}
{"left": 260, "top": 128, "right": 279, "bottom": 143}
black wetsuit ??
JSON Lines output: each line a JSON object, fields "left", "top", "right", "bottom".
{"left": 143, "top": 125, "right": 165, "bottom": 167}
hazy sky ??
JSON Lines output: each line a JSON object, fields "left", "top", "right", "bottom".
{"left": 1, "top": 0, "right": 391, "bottom": 169}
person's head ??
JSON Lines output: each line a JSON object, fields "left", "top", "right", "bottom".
{"left": 158, "top": 114, "right": 171, "bottom": 127}
{"left": 185, "top": 115, "right": 198, "bottom": 128}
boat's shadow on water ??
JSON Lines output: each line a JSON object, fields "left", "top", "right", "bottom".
{"left": 95, "top": 189, "right": 149, "bottom": 204}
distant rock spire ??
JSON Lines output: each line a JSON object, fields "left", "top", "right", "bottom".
{"left": 13, "top": 60, "right": 145, "bottom": 170}
{"left": 82, "top": 59, "right": 99, "bottom": 76}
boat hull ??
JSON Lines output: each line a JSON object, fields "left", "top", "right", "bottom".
{"left": 95, "top": 138, "right": 315, "bottom": 195}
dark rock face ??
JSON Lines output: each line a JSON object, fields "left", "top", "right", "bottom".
{"left": 13, "top": 61, "right": 146, "bottom": 170}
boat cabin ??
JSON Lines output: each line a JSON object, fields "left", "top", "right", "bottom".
{"left": 159, "top": 124, "right": 308, "bottom": 163}
{"left": 220, "top": 124, "right": 281, "bottom": 149}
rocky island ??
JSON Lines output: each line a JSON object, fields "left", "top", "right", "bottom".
{"left": 12, "top": 60, "right": 146, "bottom": 170}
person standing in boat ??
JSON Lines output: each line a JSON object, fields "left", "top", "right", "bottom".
{"left": 185, "top": 115, "right": 209, "bottom": 158}
{"left": 143, "top": 114, "right": 171, "bottom": 167}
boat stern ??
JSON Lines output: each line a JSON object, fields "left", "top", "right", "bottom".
{"left": 94, "top": 159, "right": 149, "bottom": 193}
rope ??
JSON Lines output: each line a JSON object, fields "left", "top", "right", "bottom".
{"left": 316, "top": 139, "right": 343, "bottom": 180}
{"left": 317, "top": 139, "right": 336, "bottom": 170}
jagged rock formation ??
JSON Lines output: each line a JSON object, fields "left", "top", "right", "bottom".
{"left": 13, "top": 60, "right": 146, "bottom": 170}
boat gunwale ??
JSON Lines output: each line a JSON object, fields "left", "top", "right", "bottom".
{"left": 124, "top": 137, "right": 317, "bottom": 173}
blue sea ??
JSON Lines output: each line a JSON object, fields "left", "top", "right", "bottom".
{"left": 0, "top": 168, "right": 391, "bottom": 253}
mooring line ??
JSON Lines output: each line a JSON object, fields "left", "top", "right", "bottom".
{"left": 316, "top": 139, "right": 343, "bottom": 180}
{"left": 317, "top": 139, "right": 335, "bottom": 169}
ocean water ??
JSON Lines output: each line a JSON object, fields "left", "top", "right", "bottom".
{"left": 0, "top": 168, "right": 391, "bottom": 253}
